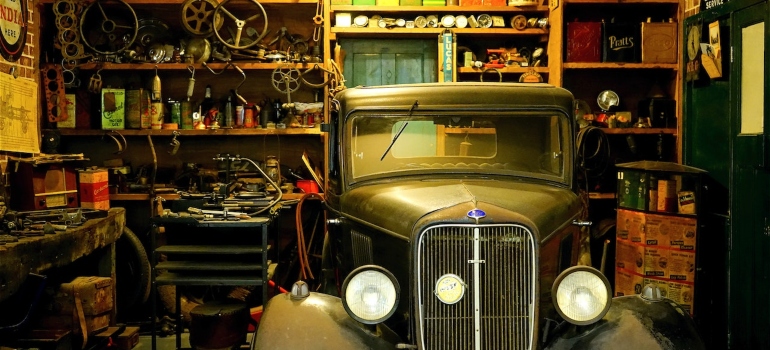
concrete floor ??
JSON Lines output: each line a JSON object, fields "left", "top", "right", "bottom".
{"left": 134, "top": 333, "right": 189, "bottom": 350}
{"left": 135, "top": 332, "right": 254, "bottom": 350}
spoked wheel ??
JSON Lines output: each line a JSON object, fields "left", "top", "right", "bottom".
{"left": 79, "top": 0, "right": 138, "bottom": 54}
{"left": 213, "top": 0, "right": 268, "bottom": 50}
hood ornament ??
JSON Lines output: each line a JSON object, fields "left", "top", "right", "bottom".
{"left": 467, "top": 209, "right": 486, "bottom": 224}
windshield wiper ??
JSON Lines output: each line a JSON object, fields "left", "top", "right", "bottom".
{"left": 380, "top": 100, "right": 419, "bottom": 161}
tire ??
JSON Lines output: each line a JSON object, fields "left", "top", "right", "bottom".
{"left": 115, "top": 226, "right": 151, "bottom": 312}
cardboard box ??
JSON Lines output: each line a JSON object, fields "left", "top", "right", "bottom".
{"left": 645, "top": 213, "right": 697, "bottom": 249}
{"left": 352, "top": 0, "right": 375, "bottom": 4}
{"left": 400, "top": 0, "right": 421, "bottom": 4}
{"left": 657, "top": 179, "right": 677, "bottom": 212}
{"left": 376, "top": 0, "right": 399, "bottom": 4}
{"left": 668, "top": 249, "right": 696, "bottom": 282}
{"left": 566, "top": 22, "right": 602, "bottom": 62}
{"left": 641, "top": 21, "right": 677, "bottom": 63}
{"left": 643, "top": 246, "right": 668, "bottom": 277}
{"left": 615, "top": 268, "right": 645, "bottom": 296}
{"left": 101, "top": 88, "right": 125, "bottom": 130}
{"left": 331, "top": 0, "right": 352, "bottom": 4}
{"left": 665, "top": 280, "right": 695, "bottom": 315}
{"left": 79, "top": 168, "right": 110, "bottom": 210}
{"left": 460, "top": 0, "right": 482, "bottom": 5}
{"left": 617, "top": 209, "right": 646, "bottom": 243}
{"left": 616, "top": 240, "right": 645, "bottom": 275}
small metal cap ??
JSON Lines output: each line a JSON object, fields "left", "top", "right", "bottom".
{"left": 640, "top": 284, "right": 663, "bottom": 301}
{"left": 290, "top": 281, "right": 310, "bottom": 300}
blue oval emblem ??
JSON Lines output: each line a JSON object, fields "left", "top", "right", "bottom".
{"left": 467, "top": 209, "right": 486, "bottom": 219}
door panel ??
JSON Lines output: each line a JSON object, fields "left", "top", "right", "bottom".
{"left": 730, "top": 3, "right": 770, "bottom": 348}
{"left": 341, "top": 39, "right": 438, "bottom": 87}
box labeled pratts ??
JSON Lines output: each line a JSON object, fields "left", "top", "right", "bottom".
{"left": 101, "top": 88, "right": 126, "bottom": 130}
{"left": 79, "top": 168, "right": 110, "bottom": 210}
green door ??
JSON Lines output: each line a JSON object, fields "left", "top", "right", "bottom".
{"left": 730, "top": 3, "right": 770, "bottom": 348}
{"left": 340, "top": 39, "right": 437, "bottom": 86}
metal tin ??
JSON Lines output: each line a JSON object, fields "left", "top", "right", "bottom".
{"left": 170, "top": 101, "right": 181, "bottom": 125}
{"left": 150, "top": 101, "right": 164, "bottom": 130}
{"left": 181, "top": 101, "right": 193, "bottom": 129}
{"left": 455, "top": 15, "right": 468, "bottom": 28}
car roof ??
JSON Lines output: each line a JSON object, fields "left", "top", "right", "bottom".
{"left": 334, "top": 82, "right": 574, "bottom": 114}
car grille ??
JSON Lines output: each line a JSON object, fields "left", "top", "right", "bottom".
{"left": 417, "top": 224, "right": 536, "bottom": 350}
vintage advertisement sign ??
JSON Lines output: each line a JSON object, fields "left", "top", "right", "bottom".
{"left": 0, "top": 0, "right": 27, "bottom": 62}
{"left": 0, "top": 72, "right": 39, "bottom": 153}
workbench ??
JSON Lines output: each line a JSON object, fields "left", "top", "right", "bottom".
{"left": 0, "top": 208, "right": 126, "bottom": 308}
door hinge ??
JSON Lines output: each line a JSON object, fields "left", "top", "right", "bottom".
{"left": 731, "top": 46, "right": 734, "bottom": 63}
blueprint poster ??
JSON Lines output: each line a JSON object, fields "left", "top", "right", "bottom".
{"left": 0, "top": 73, "right": 39, "bottom": 153}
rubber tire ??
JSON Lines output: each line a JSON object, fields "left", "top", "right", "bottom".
{"left": 115, "top": 227, "right": 151, "bottom": 311}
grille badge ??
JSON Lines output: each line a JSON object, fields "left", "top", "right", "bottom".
{"left": 435, "top": 274, "right": 465, "bottom": 304}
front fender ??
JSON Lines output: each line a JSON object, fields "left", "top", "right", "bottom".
{"left": 254, "top": 292, "right": 401, "bottom": 350}
{"left": 545, "top": 295, "right": 705, "bottom": 350}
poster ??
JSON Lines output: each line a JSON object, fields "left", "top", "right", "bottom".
{"left": 0, "top": 73, "right": 40, "bottom": 153}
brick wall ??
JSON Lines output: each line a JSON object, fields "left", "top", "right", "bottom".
{"left": 0, "top": 0, "right": 38, "bottom": 190}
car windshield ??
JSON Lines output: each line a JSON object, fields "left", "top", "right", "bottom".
{"left": 346, "top": 111, "right": 570, "bottom": 184}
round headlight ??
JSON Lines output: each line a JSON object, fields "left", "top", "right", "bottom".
{"left": 552, "top": 266, "right": 612, "bottom": 325}
{"left": 341, "top": 265, "right": 400, "bottom": 324}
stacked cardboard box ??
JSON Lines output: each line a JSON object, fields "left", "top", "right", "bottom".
{"left": 615, "top": 208, "right": 697, "bottom": 314}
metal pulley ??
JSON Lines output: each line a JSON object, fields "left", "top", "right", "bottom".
{"left": 180, "top": 0, "right": 223, "bottom": 37}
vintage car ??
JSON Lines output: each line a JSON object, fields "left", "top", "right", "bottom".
{"left": 254, "top": 83, "right": 704, "bottom": 350}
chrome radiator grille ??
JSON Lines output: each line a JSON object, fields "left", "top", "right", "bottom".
{"left": 417, "top": 224, "right": 536, "bottom": 350}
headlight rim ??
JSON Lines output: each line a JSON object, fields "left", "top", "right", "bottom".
{"left": 551, "top": 265, "right": 612, "bottom": 326}
{"left": 341, "top": 264, "right": 400, "bottom": 325}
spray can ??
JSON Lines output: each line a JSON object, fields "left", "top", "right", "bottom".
{"left": 235, "top": 105, "right": 244, "bottom": 127}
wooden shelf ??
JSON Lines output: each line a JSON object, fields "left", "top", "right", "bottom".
{"left": 600, "top": 127, "right": 677, "bottom": 135}
{"left": 77, "top": 62, "right": 322, "bottom": 71}
{"left": 330, "top": 27, "right": 547, "bottom": 39}
{"left": 567, "top": 0, "right": 679, "bottom": 3}
{"left": 111, "top": 193, "right": 181, "bottom": 201}
{"left": 563, "top": 62, "right": 678, "bottom": 69}
{"left": 588, "top": 192, "right": 616, "bottom": 199}
{"left": 330, "top": 5, "right": 550, "bottom": 12}
{"left": 49, "top": 128, "right": 323, "bottom": 136}
{"left": 41, "top": 0, "right": 316, "bottom": 4}
{"left": 443, "top": 127, "right": 496, "bottom": 134}
{"left": 457, "top": 66, "right": 549, "bottom": 74}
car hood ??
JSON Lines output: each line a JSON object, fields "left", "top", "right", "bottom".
{"left": 339, "top": 178, "right": 582, "bottom": 241}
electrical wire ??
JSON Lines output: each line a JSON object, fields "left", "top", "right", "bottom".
{"left": 575, "top": 126, "right": 611, "bottom": 192}
{"left": 295, "top": 193, "right": 324, "bottom": 280}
